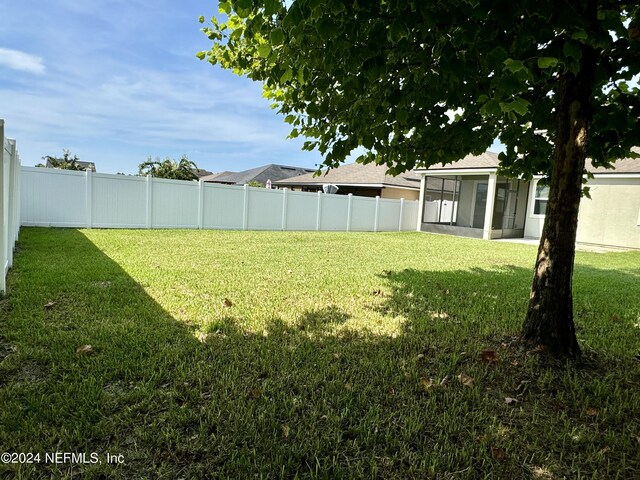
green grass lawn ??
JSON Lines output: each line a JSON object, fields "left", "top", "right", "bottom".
{"left": 1, "top": 228, "right": 639, "bottom": 479}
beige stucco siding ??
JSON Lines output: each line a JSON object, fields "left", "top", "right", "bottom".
{"left": 381, "top": 187, "right": 419, "bottom": 200}
{"left": 575, "top": 178, "right": 640, "bottom": 248}
{"left": 525, "top": 177, "right": 640, "bottom": 248}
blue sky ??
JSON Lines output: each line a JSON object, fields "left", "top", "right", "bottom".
{"left": 0, "top": 0, "right": 327, "bottom": 174}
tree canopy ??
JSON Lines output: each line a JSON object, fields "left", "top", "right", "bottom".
{"left": 199, "top": 0, "right": 640, "bottom": 356}
{"left": 42, "top": 149, "right": 86, "bottom": 171}
{"left": 199, "top": 0, "right": 638, "bottom": 176}
{"left": 138, "top": 155, "right": 199, "bottom": 181}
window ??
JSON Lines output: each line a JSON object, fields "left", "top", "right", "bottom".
{"left": 533, "top": 181, "right": 549, "bottom": 215}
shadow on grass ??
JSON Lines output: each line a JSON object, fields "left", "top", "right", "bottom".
{"left": 0, "top": 229, "right": 638, "bottom": 480}
{"left": 377, "top": 263, "right": 640, "bottom": 357}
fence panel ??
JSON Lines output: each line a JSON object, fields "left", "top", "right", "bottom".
{"left": 247, "top": 187, "right": 284, "bottom": 230}
{"left": 1, "top": 119, "right": 21, "bottom": 294}
{"left": 202, "top": 183, "right": 244, "bottom": 229}
{"left": 20, "top": 167, "right": 85, "bottom": 227}
{"left": 285, "top": 191, "right": 318, "bottom": 230}
{"left": 92, "top": 174, "right": 147, "bottom": 228}
{"left": 377, "top": 199, "right": 402, "bottom": 231}
{"left": 319, "top": 194, "right": 349, "bottom": 231}
{"left": 350, "top": 196, "right": 377, "bottom": 231}
{"left": 401, "top": 199, "right": 419, "bottom": 230}
{"left": 152, "top": 178, "right": 199, "bottom": 228}
{"left": 19, "top": 167, "right": 419, "bottom": 235}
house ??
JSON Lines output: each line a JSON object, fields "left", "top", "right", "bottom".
{"left": 414, "top": 151, "right": 640, "bottom": 249}
{"left": 274, "top": 162, "right": 423, "bottom": 200}
{"left": 202, "top": 164, "right": 314, "bottom": 185}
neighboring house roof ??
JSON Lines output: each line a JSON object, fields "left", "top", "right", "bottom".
{"left": 200, "top": 171, "right": 235, "bottom": 182}
{"left": 193, "top": 168, "right": 215, "bottom": 178}
{"left": 205, "top": 164, "right": 314, "bottom": 185}
{"left": 586, "top": 154, "right": 640, "bottom": 174}
{"left": 417, "top": 150, "right": 640, "bottom": 175}
{"left": 46, "top": 159, "right": 96, "bottom": 172}
{"left": 419, "top": 152, "right": 501, "bottom": 171}
{"left": 274, "top": 162, "right": 421, "bottom": 190}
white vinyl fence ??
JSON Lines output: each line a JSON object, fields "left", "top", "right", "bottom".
{"left": 21, "top": 167, "right": 419, "bottom": 232}
{"left": 0, "top": 120, "right": 21, "bottom": 294}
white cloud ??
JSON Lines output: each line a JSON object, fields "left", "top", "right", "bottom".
{"left": 0, "top": 48, "right": 45, "bottom": 74}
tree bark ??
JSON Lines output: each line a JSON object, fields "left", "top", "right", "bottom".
{"left": 522, "top": 40, "right": 597, "bottom": 357}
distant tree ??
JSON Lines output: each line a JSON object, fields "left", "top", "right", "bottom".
{"left": 138, "top": 155, "right": 199, "bottom": 181}
{"left": 42, "top": 150, "right": 84, "bottom": 170}
{"left": 246, "top": 180, "right": 265, "bottom": 188}
{"left": 34, "top": 163, "right": 45, "bottom": 168}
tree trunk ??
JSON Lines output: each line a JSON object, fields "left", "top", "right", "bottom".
{"left": 522, "top": 44, "right": 597, "bottom": 357}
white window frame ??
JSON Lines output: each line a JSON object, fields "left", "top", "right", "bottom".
{"left": 531, "top": 180, "right": 549, "bottom": 217}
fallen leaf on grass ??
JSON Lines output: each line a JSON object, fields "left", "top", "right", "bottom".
{"left": 585, "top": 407, "right": 598, "bottom": 416}
{"left": 75, "top": 345, "right": 94, "bottom": 356}
{"left": 249, "top": 388, "right": 262, "bottom": 399}
{"left": 197, "top": 332, "right": 209, "bottom": 343}
{"left": 458, "top": 373, "right": 474, "bottom": 387}
{"left": 282, "top": 424, "right": 290, "bottom": 438}
{"left": 387, "top": 386, "right": 396, "bottom": 396}
{"left": 223, "top": 298, "right": 234, "bottom": 307}
{"left": 44, "top": 301, "right": 57, "bottom": 309}
{"left": 505, "top": 397, "right": 518, "bottom": 405}
{"left": 430, "top": 311, "right": 450, "bottom": 320}
{"left": 419, "top": 377, "right": 434, "bottom": 391}
{"left": 480, "top": 350, "right": 498, "bottom": 365}
{"left": 490, "top": 446, "right": 506, "bottom": 460}
{"left": 344, "top": 383, "right": 353, "bottom": 391}
{"left": 440, "top": 375, "right": 451, "bottom": 386}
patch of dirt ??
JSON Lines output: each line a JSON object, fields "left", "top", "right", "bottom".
{"left": 15, "top": 360, "right": 49, "bottom": 384}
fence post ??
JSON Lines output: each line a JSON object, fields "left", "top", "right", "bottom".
{"left": 0, "top": 120, "right": 7, "bottom": 294}
{"left": 346, "top": 193, "right": 353, "bottom": 232}
{"left": 398, "top": 198, "right": 404, "bottom": 231}
{"left": 146, "top": 174, "right": 153, "bottom": 229}
{"left": 11, "top": 146, "right": 20, "bottom": 245}
{"left": 316, "top": 191, "right": 322, "bottom": 231}
{"left": 242, "top": 184, "right": 249, "bottom": 230}
{"left": 374, "top": 196, "right": 380, "bottom": 232}
{"left": 85, "top": 169, "right": 93, "bottom": 228}
{"left": 281, "top": 188, "right": 288, "bottom": 231}
{"left": 7, "top": 140, "right": 17, "bottom": 268}
{"left": 197, "top": 179, "right": 204, "bottom": 230}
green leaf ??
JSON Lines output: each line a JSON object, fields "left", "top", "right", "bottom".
{"left": 362, "top": 135, "right": 374, "bottom": 150}
{"left": 563, "top": 41, "right": 582, "bottom": 60}
{"left": 330, "top": 0, "right": 346, "bottom": 15}
{"left": 270, "top": 28, "right": 285, "bottom": 45}
{"left": 317, "top": 18, "right": 336, "bottom": 40}
{"left": 571, "top": 30, "right": 588, "bottom": 41}
{"left": 395, "top": 109, "right": 409, "bottom": 124}
{"left": 198, "top": 15, "right": 205, "bottom": 24}
{"left": 196, "top": 51, "right": 206, "bottom": 60}
{"left": 537, "top": 57, "right": 558, "bottom": 69}
{"left": 257, "top": 44, "right": 271, "bottom": 58}
{"left": 480, "top": 99, "right": 501, "bottom": 116}
{"left": 280, "top": 67, "right": 293, "bottom": 83}
{"left": 263, "top": 0, "right": 280, "bottom": 16}
{"left": 503, "top": 58, "right": 527, "bottom": 74}
{"left": 219, "top": 2, "right": 231, "bottom": 14}
{"left": 388, "top": 20, "right": 408, "bottom": 43}
{"left": 284, "top": 114, "right": 296, "bottom": 124}
{"left": 500, "top": 97, "right": 530, "bottom": 116}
